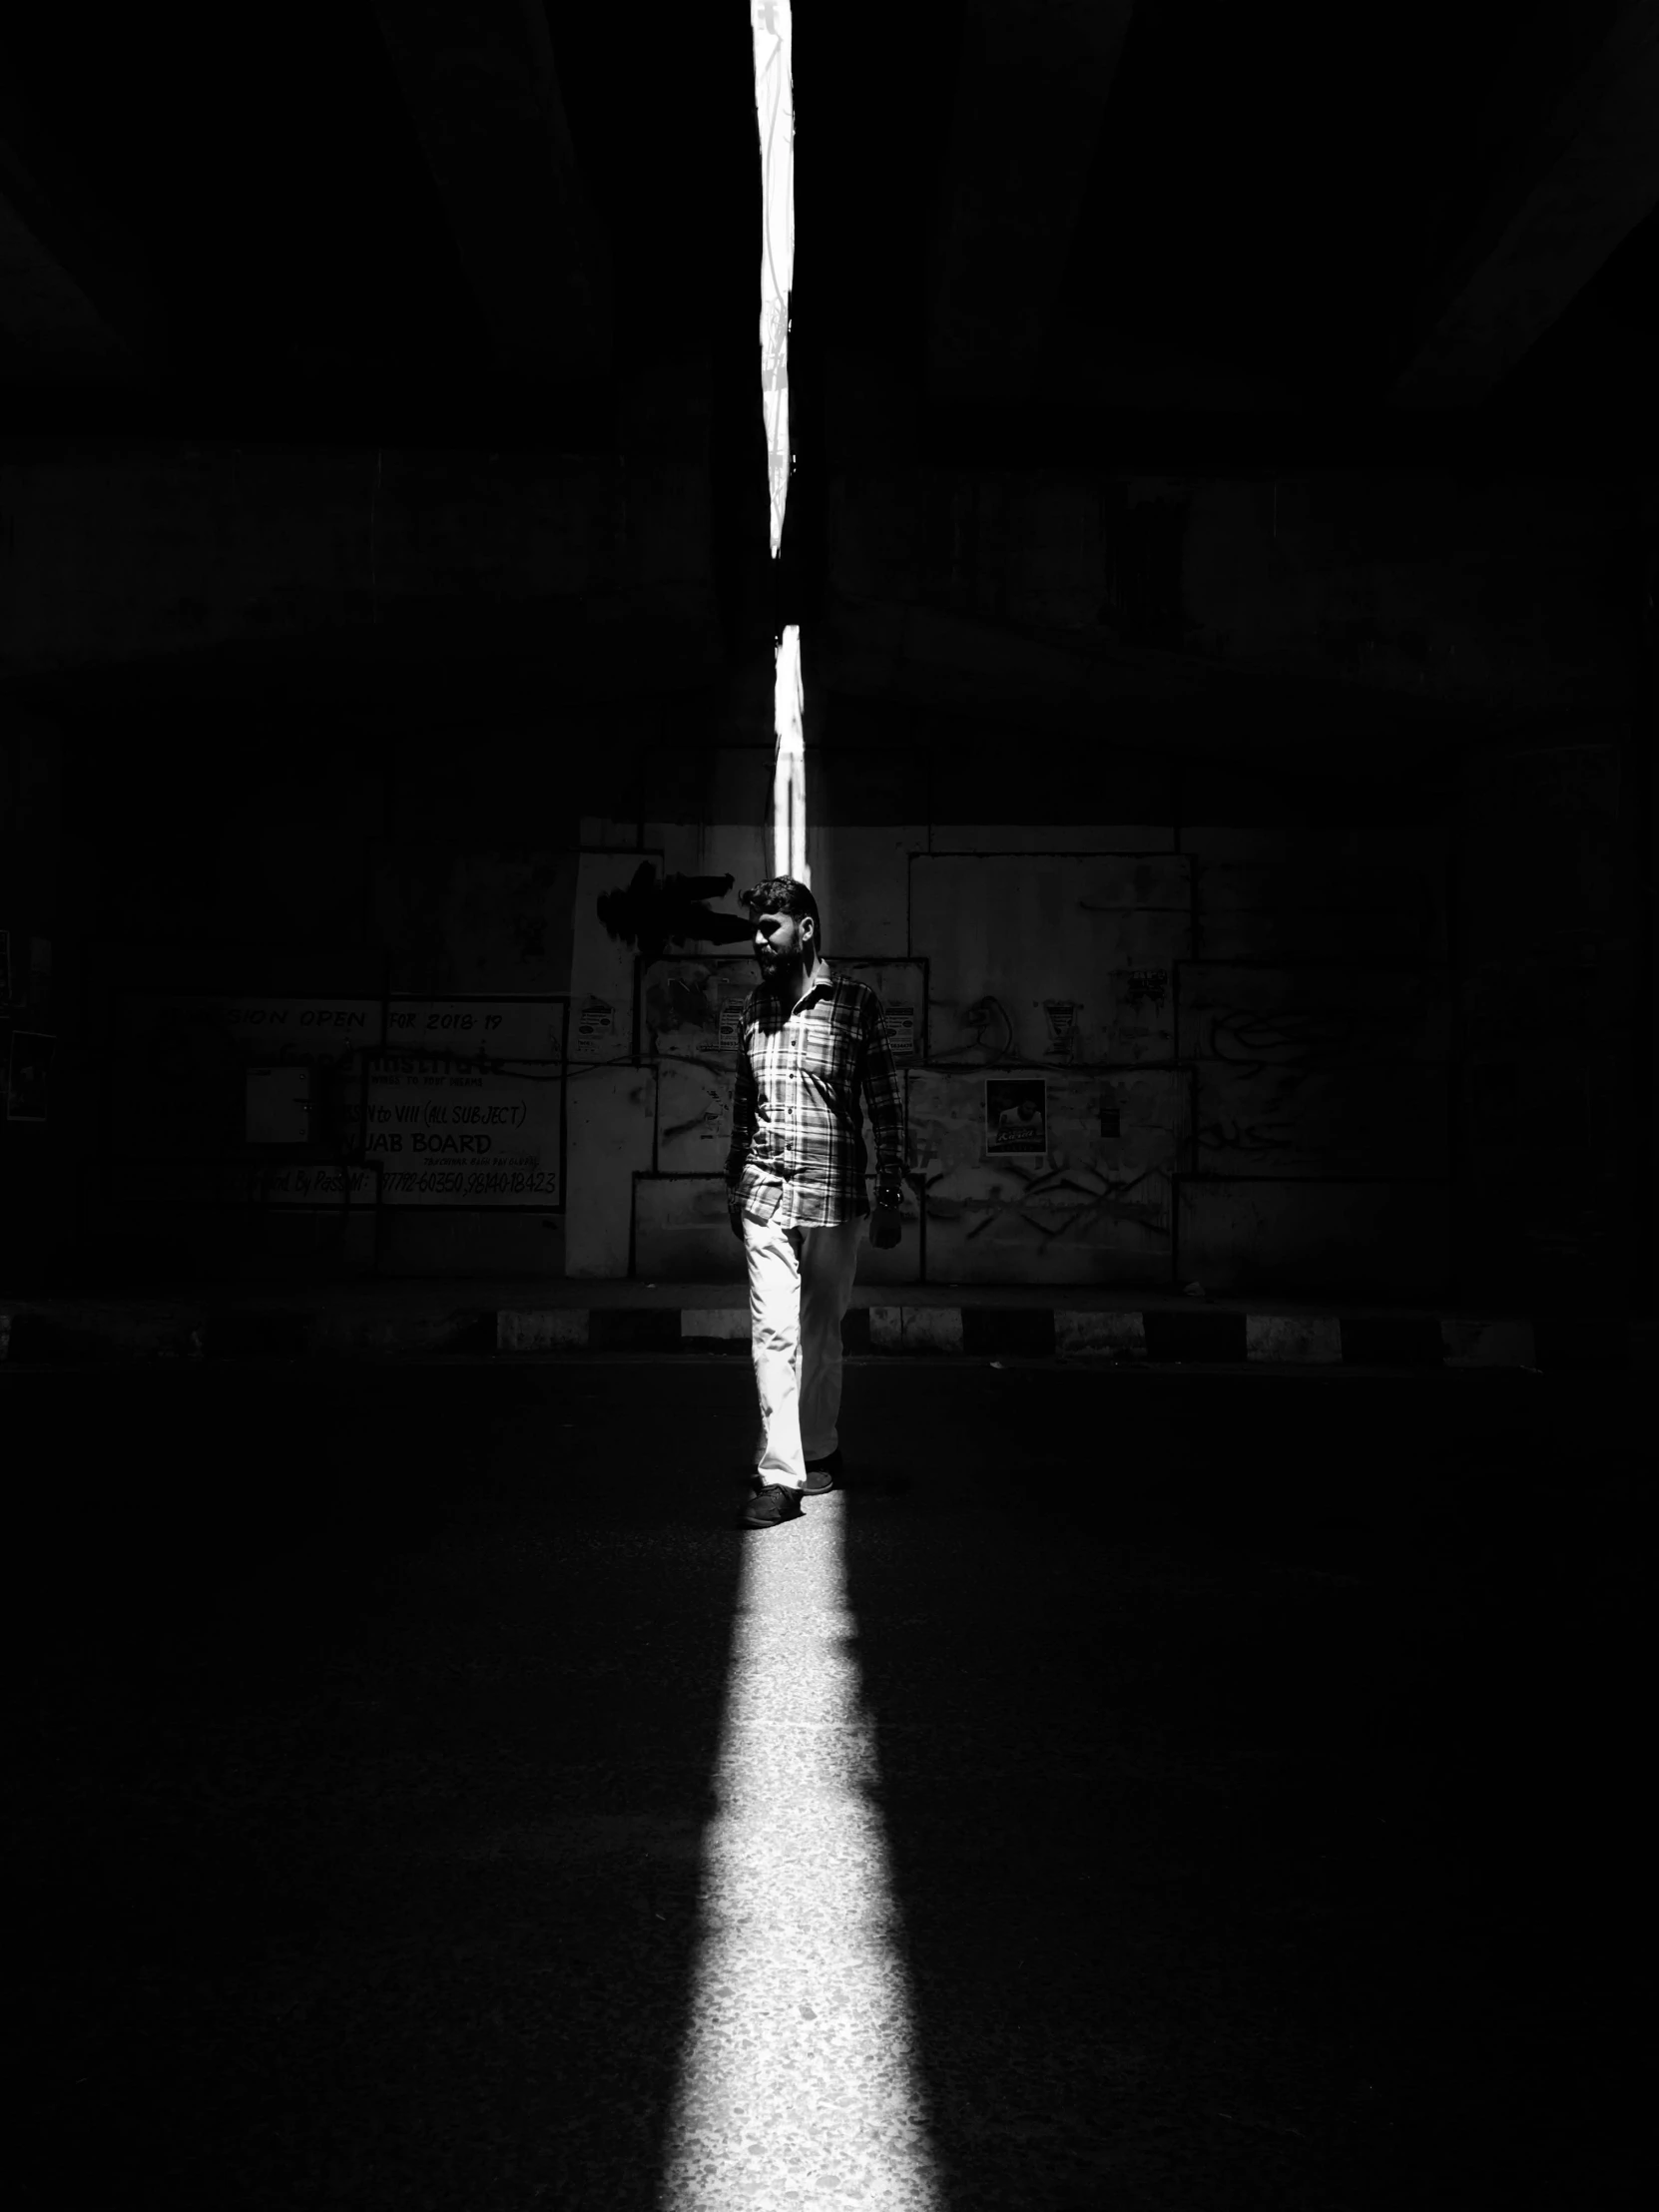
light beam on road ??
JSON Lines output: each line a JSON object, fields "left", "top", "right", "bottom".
{"left": 655, "top": 1496, "right": 947, "bottom": 2209}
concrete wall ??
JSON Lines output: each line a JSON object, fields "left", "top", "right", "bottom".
{"left": 821, "top": 442, "right": 1631, "bottom": 742}
{"left": 28, "top": 705, "right": 1476, "bottom": 1297}
{"left": 558, "top": 742, "right": 1461, "bottom": 1293}
{"left": 2, "top": 445, "right": 1646, "bottom": 1303}
{"left": 0, "top": 705, "right": 68, "bottom": 1284}
{"left": 1453, "top": 734, "right": 1638, "bottom": 1307}
{"left": 0, "top": 446, "right": 721, "bottom": 689}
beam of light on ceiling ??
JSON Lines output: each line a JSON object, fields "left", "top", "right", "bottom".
{"left": 751, "top": 1, "right": 809, "bottom": 887}
{"left": 653, "top": 1493, "right": 948, "bottom": 2210}
{"left": 773, "top": 620, "right": 807, "bottom": 883}
{"left": 752, "top": 0, "right": 794, "bottom": 564}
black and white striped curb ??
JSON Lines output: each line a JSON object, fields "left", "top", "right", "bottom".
{"left": 495, "top": 1306, "right": 1628, "bottom": 1369}
{"left": 0, "top": 1303, "right": 1644, "bottom": 1369}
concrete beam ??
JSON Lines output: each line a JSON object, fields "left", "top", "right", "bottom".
{"left": 0, "top": 68, "right": 168, "bottom": 382}
{"left": 0, "top": 445, "right": 717, "bottom": 684}
{"left": 0, "top": 193, "right": 134, "bottom": 382}
{"left": 368, "top": 0, "right": 613, "bottom": 380}
{"left": 925, "top": 0, "right": 1136, "bottom": 405}
{"left": 1392, "top": 1, "right": 1659, "bottom": 406}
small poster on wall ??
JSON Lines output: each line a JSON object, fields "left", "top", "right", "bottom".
{"left": 985, "top": 1075, "right": 1047, "bottom": 1158}
{"left": 882, "top": 1003, "right": 916, "bottom": 1058}
{"left": 573, "top": 998, "right": 618, "bottom": 1056}
{"left": 5, "top": 1029, "right": 55, "bottom": 1122}
{"left": 1041, "top": 999, "right": 1078, "bottom": 1058}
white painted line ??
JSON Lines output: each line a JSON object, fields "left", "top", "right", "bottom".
{"left": 682, "top": 1309, "right": 752, "bottom": 1340}
{"left": 1055, "top": 1309, "right": 1147, "bottom": 1355}
{"left": 900, "top": 1306, "right": 963, "bottom": 1353}
{"left": 868, "top": 1305, "right": 903, "bottom": 1350}
{"left": 495, "top": 1310, "right": 589, "bottom": 1352}
{"left": 1439, "top": 1318, "right": 1536, "bottom": 1368}
{"left": 1245, "top": 1314, "right": 1344, "bottom": 1364}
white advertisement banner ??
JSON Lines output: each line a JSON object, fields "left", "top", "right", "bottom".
{"left": 110, "top": 993, "right": 565, "bottom": 1209}
{"left": 367, "top": 999, "right": 564, "bottom": 1208}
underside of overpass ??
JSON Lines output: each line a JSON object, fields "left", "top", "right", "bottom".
{"left": 1, "top": 4, "right": 1655, "bottom": 1306}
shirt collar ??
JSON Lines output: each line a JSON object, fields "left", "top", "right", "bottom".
{"left": 761, "top": 958, "right": 834, "bottom": 1014}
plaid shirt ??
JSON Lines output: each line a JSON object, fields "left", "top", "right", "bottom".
{"left": 726, "top": 960, "right": 906, "bottom": 1228}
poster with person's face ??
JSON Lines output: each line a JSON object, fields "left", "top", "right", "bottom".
{"left": 985, "top": 1076, "right": 1046, "bottom": 1157}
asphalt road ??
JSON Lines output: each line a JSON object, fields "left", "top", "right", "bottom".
{"left": 8, "top": 1358, "right": 1648, "bottom": 2210}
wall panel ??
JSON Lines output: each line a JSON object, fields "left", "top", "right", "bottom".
{"left": 563, "top": 1065, "right": 656, "bottom": 1277}
{"left": 911, "top": 1067, "right": 1180, "bottom": 1286}
{"left": 1177, "top": 963, "right": 1450, "bottom": 1063}
{"left": 1194, "top": 861, "right": 1445, "bottom": 962}
{"left": 913, "top": 853, "right": 1190, "bottom": 1067}
{"left": 1179, "top": 1179, "right": 1453, "bottom": 1298}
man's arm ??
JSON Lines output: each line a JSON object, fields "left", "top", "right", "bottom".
{"left": 725, "top": 1014, "right": 757, "bottom": 1200}
{"left": 860, "top": 992, "right": 906, "bottom": 1208}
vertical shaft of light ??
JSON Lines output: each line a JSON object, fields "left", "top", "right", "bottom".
{"left": 652, "top": 23, "right": 944, "bottom": 2201}
{"left": 752, "top": 0, "right": 794, "bottom": 563}
{"left": 773, "top": 622, "right": 807, "bottom": 882}
{"left": 752, "top": 1, "right": 808, "bottom": 886}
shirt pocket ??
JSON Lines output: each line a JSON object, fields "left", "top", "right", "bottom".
{"left": 798, "top": 1016, "right": 842, "bottom": 1081}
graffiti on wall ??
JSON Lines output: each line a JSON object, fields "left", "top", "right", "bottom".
{"left": 909, "top": 1069, "right": 1180, "bottom": 1283}
{"left": 643, "top": 956, "right": 927, "bottom": 1069}
{"left": 1182, "top": 968, "right": 1449, "bottom": 1177}
{"left": 596, "top": 860, "right": 753, "bottom": 962}
{"left": 912, "top": 853, "right": 1190, "bottom": 1067}
{"left": 657, "top": 1057, "right": 732, "bottom": 1170}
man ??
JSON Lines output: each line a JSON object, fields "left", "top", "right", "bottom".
{"left": 726, "top": 876, "right": 905, "bottom": 1528}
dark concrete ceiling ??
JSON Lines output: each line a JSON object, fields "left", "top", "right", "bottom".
{"left": 1, "top": 1, "right": 1655, "bottom": 460}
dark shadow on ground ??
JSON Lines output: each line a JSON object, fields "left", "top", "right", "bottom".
{"left": 11, "top": 1363, "right": 749, "bottom": 2211}
{"left": 838, "top": 1366, "right": 1649, "bottom": 2211}
{"left": 8, "top": 1361, "right": 1647, "bottom": 2209}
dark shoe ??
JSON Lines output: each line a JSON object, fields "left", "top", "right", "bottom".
{"left": 743, "top": 1483, "right": 804, "bottom": 1528}
{"left": 803, "top": 1448, "right": 841, "bottom": 1494}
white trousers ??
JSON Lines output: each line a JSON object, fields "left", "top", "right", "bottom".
{"left": 743, "top": 1210, "right": 865, "bottom": 1488}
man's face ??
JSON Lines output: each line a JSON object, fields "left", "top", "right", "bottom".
{"left": 752, "top": 908, "right": 810, "bottom": 974}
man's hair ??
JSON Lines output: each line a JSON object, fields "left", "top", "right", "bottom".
{"left": 740, "top": 874, "right": 821, "bottom": 941}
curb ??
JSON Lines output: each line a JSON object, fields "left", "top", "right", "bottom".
{"left": 498, "top": 1307, "right": 1629, "bottom": 1370}
{"left": 1, "top": 1301, "right": 1646, "bottom": 1371}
